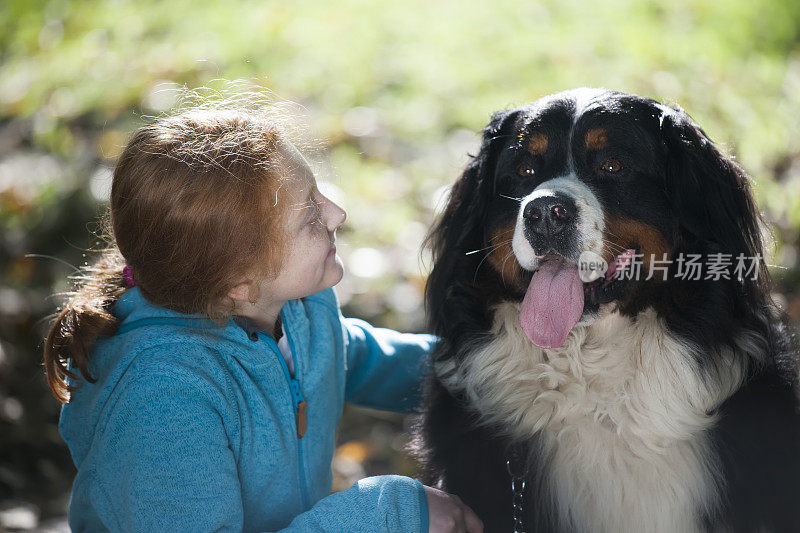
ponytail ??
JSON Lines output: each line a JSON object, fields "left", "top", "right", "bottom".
{"left": 44, "top": 247, "right": 128, "bottom": 403}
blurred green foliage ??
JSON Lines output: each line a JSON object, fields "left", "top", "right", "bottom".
{"left": 1, "top": 0, "right": 799, "bottom": 525}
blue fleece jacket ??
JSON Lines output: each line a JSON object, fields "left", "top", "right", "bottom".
{"left": 59, "top": 287, "right": 435, "bottom": 532}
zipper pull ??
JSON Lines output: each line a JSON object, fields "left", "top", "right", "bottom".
{"left": 290, "top": 379, "right": 307, "bottom": 439}
{"left": 296, "top": 400, "right": 307, "bottom": 439}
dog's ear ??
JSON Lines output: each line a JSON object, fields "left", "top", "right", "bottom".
{"left": 425, "top": 108, "right": 520, "bottom": 334}
{"left": 661, "top": 108, "right": 766, "bottom": 263}
{"left": 661, "top": 106, "right": 772, "bottom": 307}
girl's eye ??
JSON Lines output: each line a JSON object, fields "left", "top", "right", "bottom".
{"left": 600, "top": 158, "right": 623, "bottom": 173}
{"left": 517, "top": 163, "right": 535, "bottom": 178}
{"left": 308, "top": 208, "right": 321, "bottom": 226}
{"left": 307, "top": 198, "right": 323, "bottom": 227}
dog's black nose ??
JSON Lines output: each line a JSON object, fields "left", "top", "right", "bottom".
{"left": 523, "top": 195, "right": 577, "bottom": 236}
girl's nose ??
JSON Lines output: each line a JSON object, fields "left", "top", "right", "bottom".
{"left": 322, "top": 194, "right": 346, "bottom": 232}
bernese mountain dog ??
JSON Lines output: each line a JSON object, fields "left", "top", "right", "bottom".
{"left": 413, "top": 88, "right": 800, "bottom": 532}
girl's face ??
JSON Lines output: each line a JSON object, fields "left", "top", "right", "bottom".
{"left": 263, "top": 170, "right": 347, "bottom": 304}
{"left": 227, "top": 154, "right": 347, "bottom": 330}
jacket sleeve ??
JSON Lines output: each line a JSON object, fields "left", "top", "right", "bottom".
{"left": 283, "top": 475, "right": 429, "bottom": 533}
{"left": 84, "top": 350, "right": 429, "bottom": 533}
{"left": 343, "top": 317, "right": 437, "bottom": 413}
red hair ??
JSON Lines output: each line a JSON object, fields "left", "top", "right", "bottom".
{"left": 44, "top": 108, "right": 302, "bottom": 402}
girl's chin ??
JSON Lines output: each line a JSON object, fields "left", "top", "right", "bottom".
{"left": 332, "top": 264, "right": 344, "bottom": 283}
{"left": 322, "top": 262, "right": 345, "bottom": 291}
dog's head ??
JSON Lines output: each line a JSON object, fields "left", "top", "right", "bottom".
{"left": 427, "top": 88, "right": 771, "bottom": 350}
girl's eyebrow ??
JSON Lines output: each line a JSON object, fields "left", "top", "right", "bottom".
{"left": 302, "top": 198, "right": 316, "bottom": 220}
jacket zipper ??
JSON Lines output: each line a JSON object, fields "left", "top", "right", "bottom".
{"left": 268, "top": 307, "right": 311, "bottom": 511}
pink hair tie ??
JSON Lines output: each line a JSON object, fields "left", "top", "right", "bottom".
{"left": 122, "top": 265, "right": 137, "bottom": 287}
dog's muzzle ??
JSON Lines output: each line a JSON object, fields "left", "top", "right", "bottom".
{"left": 522, "top": 193, "right": 578, "bottom": 256}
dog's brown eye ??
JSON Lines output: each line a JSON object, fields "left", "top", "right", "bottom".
{"left": 601, "top": 158, "right": 623, "bottom": 173}
{"left": 517, "top": 163, "right": 535, "bottom": 177}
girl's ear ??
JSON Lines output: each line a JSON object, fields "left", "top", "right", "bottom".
{"left": 227, "top": 279, "right": 256, "bottom": 303}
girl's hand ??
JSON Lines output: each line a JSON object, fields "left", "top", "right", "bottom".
{"left": 424, "top": 485, "right": 484, "bottom": 533}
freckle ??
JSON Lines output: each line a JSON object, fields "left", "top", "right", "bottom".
{"left": 589, "top": 243, "right": 596, "bottom": 249}
{"left": 594, "top": 222, "right": 599, "bottom": 231}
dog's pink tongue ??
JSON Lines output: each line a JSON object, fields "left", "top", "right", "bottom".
{"left": 520, "top": 257, "right": 584, "bottom": 349}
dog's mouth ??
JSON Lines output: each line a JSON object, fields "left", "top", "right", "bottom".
{"left": 519, "top": 248, "right": 636, "bottom": 349}
{"left": 583, "top": 248, "right": 637, "bottom": 307}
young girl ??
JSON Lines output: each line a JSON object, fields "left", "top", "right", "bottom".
{"left": 44, "top": 107, "right": 482, "bottom": 532}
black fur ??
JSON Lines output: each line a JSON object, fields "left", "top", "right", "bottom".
{"left": 424, "top": 109, "right": 524, "bottom": 351}
{"left": 412, "top": 89, "right": 800, "bottom": 532}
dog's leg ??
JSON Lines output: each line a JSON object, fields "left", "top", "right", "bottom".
{"left": 415, "top": 379, "right": 558, "bottom": 532}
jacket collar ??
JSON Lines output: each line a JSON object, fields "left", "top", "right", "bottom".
{"left": 114, "top": 287, "right": 297, "bottom": 342}
{"left": 233, "top": 315, "right": 266, "bottom": 342}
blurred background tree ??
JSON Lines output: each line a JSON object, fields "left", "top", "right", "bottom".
{"left": 1, "top": 0, "right": 798, "bottom": 529}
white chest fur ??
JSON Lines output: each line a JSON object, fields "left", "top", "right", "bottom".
{"left": 435, "top": 304, "right": 746, "bottom": 533}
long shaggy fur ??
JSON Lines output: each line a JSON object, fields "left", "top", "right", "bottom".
{"left": 412, "top": 88, "right": 800, "bottom": 532}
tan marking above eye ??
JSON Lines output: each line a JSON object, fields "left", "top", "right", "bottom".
{"left": 527, "top": 133, "right": 548, "bottom": 156}
{"left": 586, "top": 128, "right": 608, "bottom": 150}
{"left": 601, "top": 158, "right": 623, "bottom": 173}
